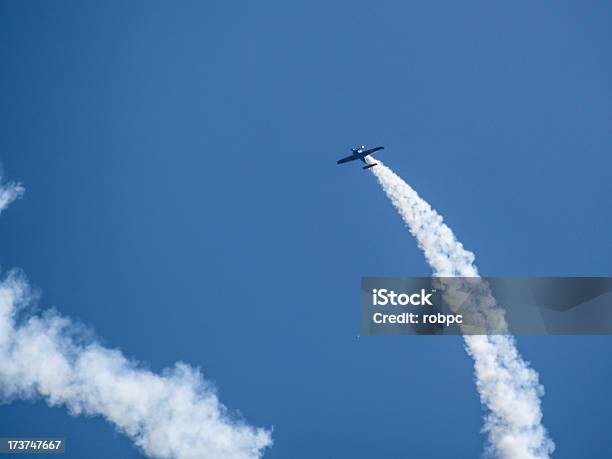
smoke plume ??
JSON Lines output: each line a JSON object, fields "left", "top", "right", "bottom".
{"left": 368, "top": 157, "right": 554, "bottom": 459}
{"left": 0, "top": 175, "right": 24, "bottom": 214}
{"left": 0, "top": 177, "right": 272, "bottom": 459}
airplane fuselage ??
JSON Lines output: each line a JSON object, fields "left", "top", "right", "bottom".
{"left": 336, "top": 145, "right": 384, "bottom": 170}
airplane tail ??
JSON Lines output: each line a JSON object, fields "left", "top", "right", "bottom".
{"left": 362, "top": 163, "right": 378, "bottom": 170}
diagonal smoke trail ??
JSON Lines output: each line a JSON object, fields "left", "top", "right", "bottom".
{"left": 0, "top": 177, "right": 272, "bottom": 459}
{"left": 367, "top": 157, "right": 554, "bottom": 459}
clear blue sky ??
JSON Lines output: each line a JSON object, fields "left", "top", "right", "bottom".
{"left": 1, "top": 1, "right": 611, "bottom": 457}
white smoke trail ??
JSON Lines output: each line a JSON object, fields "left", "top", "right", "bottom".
{"left": 367, "top": 157, "right": 554, "bottom": 459}
{"left": 0, "top": 174, "right": 24, "bottom": 214}
{"left": 0, "top": 179, "right": 272, "bottom": 459}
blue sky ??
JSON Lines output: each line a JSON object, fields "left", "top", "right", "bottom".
{"left": 1, "top": 1, "right": 611, "bottom": 457}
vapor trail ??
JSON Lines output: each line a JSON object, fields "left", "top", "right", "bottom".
{"left": 367, "top": 158, "right": 554, "bottom": 459}
{"left": 0, "top": 174, "right": 24, "bottom": 214}
{"left": 0, "top": 178, "right": 272, "bottom": 459}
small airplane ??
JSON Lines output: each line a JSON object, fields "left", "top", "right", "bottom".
{"left": 336, "top": 145, "right": 384, "bottom": 170}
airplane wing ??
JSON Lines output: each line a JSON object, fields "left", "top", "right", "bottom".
{"left": 337, "top": 155, "right": 358, "bottom": 164}
{"left": 360, "top": 146, "right": 384, "bottom": 156}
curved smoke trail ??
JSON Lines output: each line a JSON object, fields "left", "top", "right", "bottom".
{"left": 367, "top": 158, "right": 554, "bottom": 459}
{"left": 0, "top": 176, "right": 272, "bottom": 459}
